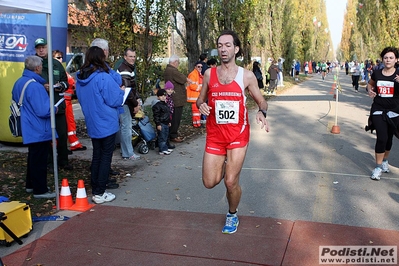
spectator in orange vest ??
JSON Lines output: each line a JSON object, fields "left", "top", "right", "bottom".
{"left": 187, "top": 61, "right": 203, "bottom": 128}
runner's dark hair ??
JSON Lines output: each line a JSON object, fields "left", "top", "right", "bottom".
{"left": 217, "top": 30, "right": 243, "bottom": 58}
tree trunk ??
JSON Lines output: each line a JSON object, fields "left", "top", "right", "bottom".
{"left": 180, "top": 0, "right": 200, "bottom": 71}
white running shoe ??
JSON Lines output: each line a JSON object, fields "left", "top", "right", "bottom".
{"left": 123, "top": 153, "right": 141, "bottom": 160}
{"left": 92, "top": 192, "right": 116, "bottom": 204}
{"left": 381, "top": 160, "right": 390, "bottom": 173}
{"left": 371, "top": 167, "right": 382, "bottom": 180}
{"left": 130, "top": 153, "right": 141, "bottom": 160}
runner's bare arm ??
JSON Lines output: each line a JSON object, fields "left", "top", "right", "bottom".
{"left": 197, "top": 69, "right": 211, "bottom": 115}
{"left": 367, "top": 79, "right": 376, "bottom": 98}
{"left": 245, "top": 70, "right": 269, "bottom": 132}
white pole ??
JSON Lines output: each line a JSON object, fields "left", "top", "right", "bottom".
{"left": 335, "top": 77, "right": 338, "bottom": 126}
{"left": 47, "top": 13, "right": 60, "bottom": 211}
{"left": 331, "top": 67, "right": 341, "bottom": 134}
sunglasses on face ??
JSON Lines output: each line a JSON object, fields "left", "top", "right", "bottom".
{"left": 56, "top": 56, "right": 62, "bottom": 59}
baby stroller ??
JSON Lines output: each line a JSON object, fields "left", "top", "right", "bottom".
{"left": 132, "top": 115, "right": 156, "bottom": 154}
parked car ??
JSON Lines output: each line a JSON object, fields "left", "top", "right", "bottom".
{"left": 66, "top": 53, "right": 84, "bottom": 79}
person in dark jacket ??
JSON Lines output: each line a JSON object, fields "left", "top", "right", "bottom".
{"left": 152, "top": 89, "right": 173, "bottom": 155}
{"left": 12, "top": 56, "right": 57, "bottom": 199}
{"left": 117, "top": 48, "right": 141, "bottom": 160}
{"left": 252, "top": 61, "right": 264, "bottom": 89}
{"left": 34, "top": 38, "right": 71, "bottom": 170}
{"left": 199, "top": 53, "right": 209, "bottom": 76}
{"left": 163, "top": 55, "right": 191, "bottom": 142}
{"left": 345, "top": 61, "right": 349, "bottom": 75}
{"left": 268, "top": 60, "right": 279, "bottom": 95}
{"left": 52, "top": 50, "right": 87, "bottom": 152}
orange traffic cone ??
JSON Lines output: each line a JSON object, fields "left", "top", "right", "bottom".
{"left": 69, "top": 180, "right": 94, "bottom": 212}
{"left": 59, "top": 178, "right": 74, "bottom": 210}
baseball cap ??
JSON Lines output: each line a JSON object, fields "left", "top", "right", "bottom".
{"left": 35, "top": 38, "right": 47, "bottom": 47}
{"left": 156, "top": 89, "right": 167, "bottom": 97}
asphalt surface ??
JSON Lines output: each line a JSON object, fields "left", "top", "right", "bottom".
{"left": 1, "top": 69, "right": 398, "bottom": 260}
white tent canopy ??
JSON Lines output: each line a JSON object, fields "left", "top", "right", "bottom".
{"left": 0, "top": 1, "right": 51, "bottom": 14}
{"left": 1, "top": 0, "right": 61, "bottom": 210}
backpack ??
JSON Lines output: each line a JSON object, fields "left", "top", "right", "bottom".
{"left": 9, "top": 79, "right": 35, "bottom": 137}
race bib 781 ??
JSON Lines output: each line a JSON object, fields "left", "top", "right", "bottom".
{"left": 376, "top": 80, "right": 394, "bottom": 98}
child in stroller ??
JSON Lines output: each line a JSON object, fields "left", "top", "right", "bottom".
{"left": 132, "top": 115, "right": 156, "bottom": 154}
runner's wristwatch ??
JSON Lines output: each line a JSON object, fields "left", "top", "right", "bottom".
{"left": 258, "top": 109, "right": 267, "bottom": 118}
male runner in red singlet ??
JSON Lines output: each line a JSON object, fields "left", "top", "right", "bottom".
{"left": 197, "top": 30, "right": 269, "bottom": 234}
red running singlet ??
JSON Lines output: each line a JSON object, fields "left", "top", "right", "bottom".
{"left": 205, "top": 67, "right": 250, "bottom": 155}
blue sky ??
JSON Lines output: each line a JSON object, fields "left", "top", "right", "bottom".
{"left": 325, "top": 0, "right": 348, "bottom": 50}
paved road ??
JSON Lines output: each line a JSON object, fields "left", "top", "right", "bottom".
{"left": 1, "top": 69, "right": 398, "bottom": 258}
{"left": 102, "top": 69, "right": 399, "bottom": 231}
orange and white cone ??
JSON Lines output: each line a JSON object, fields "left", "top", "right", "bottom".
{"left": 59, "top": 178, "right": 74, "bottom": 210}
{"left": 69, "top": 180, "right": 94, "bottom": 212}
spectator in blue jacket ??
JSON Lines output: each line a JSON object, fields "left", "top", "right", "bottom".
{"left": 76, "top": 46, "right": 124, "bottom": 204}
{"left": 295, "top": 60, "right": 301, "bottom": 81}
{"left": 90, "top": 38, "right": 122, "bottom": 183}
{"left": 12, "top": 56, "right": 57, "bottom": 199}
